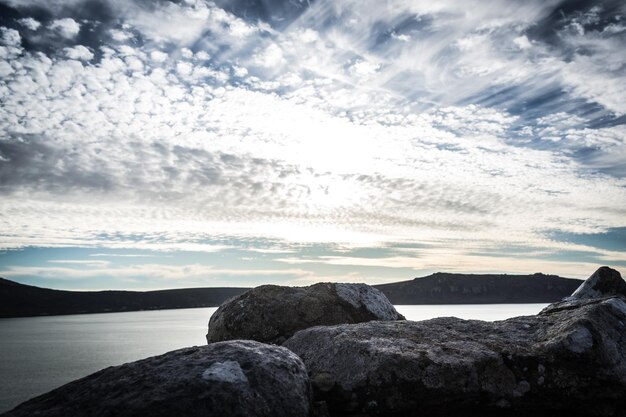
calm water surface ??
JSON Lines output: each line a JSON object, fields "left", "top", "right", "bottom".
{"left": 0, "top": 304, "right": 547, "bottom": 413}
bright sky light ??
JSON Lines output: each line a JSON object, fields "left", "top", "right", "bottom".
{"left": 0, "top": 0, "right": 625, "bottom": 290}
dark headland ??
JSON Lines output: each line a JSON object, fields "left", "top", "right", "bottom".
{"left": 0, "top": 278, "right": 247, "bottom": 318}
{"left": 0, "top": 272, "right": 583, "bottom": 318}
{"left": 375, "top": 272, "right": 582, "bottom": 304}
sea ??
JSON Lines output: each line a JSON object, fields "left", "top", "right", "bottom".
{"left": 0, "top": 304, "right": 547, "bottom": 414}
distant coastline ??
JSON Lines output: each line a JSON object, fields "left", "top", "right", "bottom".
{"left": 0, "top": 272, "right": 582, "bottom": 318}
{"left": 376, "top": 272, "right": 582, "bottom": 304}
{"left": 0, "top": 278, "right": 247, "bottom": 318}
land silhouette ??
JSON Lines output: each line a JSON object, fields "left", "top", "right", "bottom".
{"left": 0, "top": 272, "right": 582, "bottom": 318}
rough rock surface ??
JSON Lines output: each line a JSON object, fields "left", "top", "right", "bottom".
{"left": 569, "top": 266, "right": 626, "bottom": 300}
{"left": 207, "top": 283, "right": 404, "bottom": 344}
{"left": 2, "top": 340, "right": 311, "bottom": 417}
{"left": 284, "top": 267, "right": 626, "bottom": 416}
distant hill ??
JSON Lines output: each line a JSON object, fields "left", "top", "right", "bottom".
{"left": 0, "top": 278, "right": 248, "bottom": 318}
{"left": 0, "top": 272, "right": 584, "bottom": 318}
{"left": 374, "top": 272, "right": 583, "bottom": 304}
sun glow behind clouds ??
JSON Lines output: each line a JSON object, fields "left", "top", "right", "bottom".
{"left": 0, "top": 0, "right": 625, "bottom": 288}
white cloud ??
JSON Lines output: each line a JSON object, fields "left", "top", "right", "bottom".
{"left": 561, "top": 54, "right": 626, "bottom": 115}
{"left": 0, "top": 60, "right": 13, "bottom": 77}
{"left": 253, "top": 43, "right": 285, "bottom": 68}
{"left": 277, "top": 249, "right": 617, "bottom": 280}
{"left": 0, "top": 27, "right": 21, "bottom": 46}
{"left": 391, "top": 33, "right": 411, "bottom": 42}
{"left": 298, "top": 28, "right": 319, "bottom": 43}
{"left": 127, "top": 0, "right": 211, "bottom": 44}
{"left": 109, "top": 28, "right": 132, "bottom": 42}
{"left": 48, "top": 259, "right": 110, "bottom": 267}
{"left": 534, "top": 113, "right": 626, "bottom": 149}
{"left": 232, "top": 65, "right": 248, "bottom": 77}
{"left": 176, "top": 61, "right": 193, "bottom": 77}
{"left": 149, "top": 50, "right": 168, "bottom": 63}
{"left": 90, "top": 253, "right": 160, "bottom": 258}
{"left": 0, "top": 263, "right": 312, "bottom": 282}
{"left": 277, "top": 255, "right": 422, "bottom": 269}
{"left": 17, "top": 17, "right": 41, "bottom": 31}
{"left": 602, "top": 23, "right": 626, "bottom": 36}
{"left": 349, "top": 59, "right": 380, "bottom": 78}
{"left": 195, "top": 51, "right": 210, "bottom": 60}
{"left": 64, "top": 45, "right": 93, "bottom": 61}
{"left": 124, "top": 55, "right": 144, "bottom": 72}
{"left": 48, "top": 18, "right": 81, "bottom": 38}
{"left": 226, "top": 17, "right": 256, "bottom": 39}
{"left": 245, "top": 247, "right": 297, "bottom": 254}
{"left": 513, "top": 35, "right": 532, "bottom": 49}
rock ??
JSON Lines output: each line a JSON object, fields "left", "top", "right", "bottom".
{"left": 3, "top": 340, "right": 311, "bottom": 417}
{"left": 207, "top": 283, "right": 404, "bottom": 344}
{"left": 570, "top": 266, "right": 626, "bottom": 299}
{"left": 284, "top": 267, "right": 626, "bottom": 416}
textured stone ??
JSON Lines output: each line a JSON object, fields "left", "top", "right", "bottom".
{"left": 2, "top": 340, "right": 311, "bottom": 417}
{"left": 284, "top": 267, "right": 626, "bottom": 416}
{"left": 207, "top": 282, "right": 404, "bottom": 344}
{"left": 570, "top": 266, "right": 626, "bottom": 300}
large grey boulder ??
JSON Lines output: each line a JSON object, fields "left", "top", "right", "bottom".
{"left": 570, "top": 265, "right": 626, "bottom": 300}
{"left": 207, "top": 283, "right": 404, "bottom": 344}
{"left": 2, "top": 340, "right": 312, "bottom": 417}
{"left": 284, "top": 267, "right": 626, "bottom": 416}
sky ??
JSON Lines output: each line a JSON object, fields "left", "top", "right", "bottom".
{"left": 0, "top": 0, "right": 625, "bottom": 290}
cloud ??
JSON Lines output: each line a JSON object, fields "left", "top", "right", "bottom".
{"left": 48, "top": 259, "right": 110, "bottom": 267}
{"left": 48, "top": 18, "right": 81, "bottom": 38}
{"left": 89, "top": 253, "right": 160, "bottom": 258}
{"left": 1, "top": 27, "right": 21, "bottom": 46}
{"left": 127, "top": 0, "right": 211, "bottom": 44}
{"left": 64, "top": 45, "right": 93, "bottom": 61}
{"left": 0, "top": 0, "right": 624, "bottom": 284}
{"left": 276, "top": 255, "right": 423, "bottom": 269}
{"left": 276, "top": 251, "right": 613, "bottom": 280}
{"left": 245, "top": 247, "right": 297, "bottom": 254}
{"left": 0, "top": 263, "right": 312, "bottom": 282}
{"left": 252, "top": 43, "right": 285, "bottom": 68}
{"left": 109, "top": 28, "right": 132, "bottom": 42}
{"left": 17, "top": 17, "right": 41, "bottom": 31}
{"left": 349, "top": 59, "right": 380, "bottom": 78}
{"left": 513, "top": 35, "right": 532, "bottom": 49}
{"left": 149, "top": 50, "right": 168, "bottom": 63}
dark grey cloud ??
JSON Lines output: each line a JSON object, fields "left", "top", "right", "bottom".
{"left": 214, "top": 0, "right": 314, "bottom": 29}
{"left": 360, "top": 14, "right": 438, "bottom": 52}
{"left": 526, "top": 0, "right": 626, "bottom": 49}
{"left": 0, "top": 0, "right": 188, "bottom": 60}
{"left": 0, "top": 137, "right": 114, "bottom": 193}
{"left": 0, "top": 1, "right": 113, "bottom": 58}
{"left": 0, "top": 134, "right": 306, "bottom": 213}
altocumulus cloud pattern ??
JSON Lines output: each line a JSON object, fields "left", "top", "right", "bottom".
{"left": 0, "top": 0, "right": 625, "bottom": 289}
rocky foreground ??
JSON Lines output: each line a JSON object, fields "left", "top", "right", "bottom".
{"left": 3, "top": 267, "right": 626, "bottom": 417}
